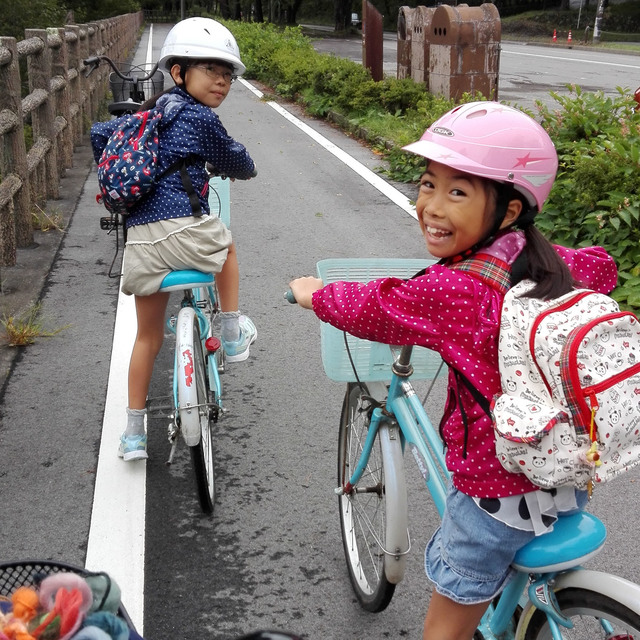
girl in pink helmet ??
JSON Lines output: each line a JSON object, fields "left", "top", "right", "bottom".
{"left": 289, "top": 101, "right": 618, "bottom": 639}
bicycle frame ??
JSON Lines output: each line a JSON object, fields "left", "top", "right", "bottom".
{"left": 340, "top": 343, "right": 640, "bottom": 640}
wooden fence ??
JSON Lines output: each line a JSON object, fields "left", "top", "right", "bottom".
{"left": 0, "top": 12, "right": 144, "bottom": 267}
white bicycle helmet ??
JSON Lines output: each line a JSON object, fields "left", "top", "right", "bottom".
{"left": 403, "top": 101, "right": 558, "bottom": 212}
{"left": 158, "top": 18, "right": 246, "bottom": 76}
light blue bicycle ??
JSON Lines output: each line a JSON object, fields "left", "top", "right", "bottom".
{"left": 150, "top": 174, "right": 235, "bottom": 515}
{"left": 313, "top": 258, "right": 640, "bottom": 639}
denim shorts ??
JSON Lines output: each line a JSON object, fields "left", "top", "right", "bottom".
{"left": 425, "top": 487, "right": 536, "bottom": 605}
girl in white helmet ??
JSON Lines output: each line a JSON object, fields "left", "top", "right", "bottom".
{"left": 91, "top": 18, "right": 256, "bottom": 461}
{"left": 290, "top": 102, "right": 618, "bottom": 639}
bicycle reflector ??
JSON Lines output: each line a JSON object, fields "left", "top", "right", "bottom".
{"left": 205, "top": 337, "right": 221, "bottom": 353}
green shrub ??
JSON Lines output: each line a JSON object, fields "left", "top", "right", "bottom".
{"left": 535, "top": 86, "right": 640, "bottom": 309}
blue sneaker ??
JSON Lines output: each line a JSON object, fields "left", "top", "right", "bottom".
{"left": 222, "top": 315, "right": 257, "bottom": 363}
{"left": 118, "top": 433, "right": 148, "bottom": 461}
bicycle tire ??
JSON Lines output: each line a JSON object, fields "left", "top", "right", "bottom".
{"left": 337, "top": 382, "right": 408, "bottom": 613}
{"left": 520, "top": 588, "right": 640, "bottom": 639}
{"left": 177, "top": 308, "right": 216, "bottom": 514}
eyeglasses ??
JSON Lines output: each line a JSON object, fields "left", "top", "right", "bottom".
{"left": 190, "top": 64, "right": 236, "bottom": 83}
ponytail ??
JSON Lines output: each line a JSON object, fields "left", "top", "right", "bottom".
{"left": 515, "top": 226, "right": 576, "bottom": 300}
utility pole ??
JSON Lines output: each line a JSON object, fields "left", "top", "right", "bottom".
{"left": 592, "top": 0, "right": 608, "bottom": 44}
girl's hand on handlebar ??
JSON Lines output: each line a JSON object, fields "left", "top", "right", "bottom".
{"left": 288, "top": 277, "right": 323, "bottom": 309}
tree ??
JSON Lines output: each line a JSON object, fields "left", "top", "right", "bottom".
{"left": 334, "top": 0, "right": 353, "bottom": 31}
{"left": 0, "top": 0, "right": 64, "bottom": 39}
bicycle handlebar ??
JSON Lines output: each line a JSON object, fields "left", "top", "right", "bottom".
{"left": 206, "top": 163, "right": 258, "bottom": 180}
{"left": 82, "top": 55, "right": 160, "bottom": 82}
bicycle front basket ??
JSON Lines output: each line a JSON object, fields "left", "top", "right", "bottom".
{"left": 0, "top": 559, "right": 136, "bottom": 631}
{"left": 316, "top": 258, "right": 445, "bottom": 382}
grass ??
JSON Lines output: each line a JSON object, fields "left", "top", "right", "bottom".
{"left": 1, "top": 302, "right": 69, "bottom": 347}
{"left": 31, "top": 204, "right": 65, "bottom": 232}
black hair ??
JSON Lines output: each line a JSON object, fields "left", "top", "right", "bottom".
{"left": 491, "top": 182, "right": 576, "bottom": 300}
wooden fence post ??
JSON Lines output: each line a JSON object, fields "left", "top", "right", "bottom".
{"left": 25, "top": 29, "right": 60, "bottom": 208}
{"left": 49, "top": 27, "right": 74, "bottom": 170}
{"left": 0, "top": 37, "right": 32, "bottom": 260}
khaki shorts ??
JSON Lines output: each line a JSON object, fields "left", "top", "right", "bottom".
{"left": 121, "top": 215, "right": 232, "bottom": 296}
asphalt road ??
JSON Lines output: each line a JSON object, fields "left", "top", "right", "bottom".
{"left": 0, "top": 23, "right": 639, "bottom": 640}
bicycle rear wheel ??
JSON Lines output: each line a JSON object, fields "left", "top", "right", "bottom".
{"left": 520, "top": 588, "right": 640, "bottom": 639}
{"left": 337, "top": 382, "right": 408, "bottom": 613}
{"left": 177, "top": 308, "right": 216, "bottom": 514}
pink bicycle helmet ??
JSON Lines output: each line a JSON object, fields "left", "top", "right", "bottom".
{"left": 402, "top": 101, "right": 558, "bottom": 212}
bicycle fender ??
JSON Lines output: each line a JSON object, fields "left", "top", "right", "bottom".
{"left": 176, "top": 307, "right": 201, "bottom": 447}
{"left": 515, "top": 569, "right": 640, "bottom": 639}
{"left": 378, "top": 419, "right": 409, "bottom": 584}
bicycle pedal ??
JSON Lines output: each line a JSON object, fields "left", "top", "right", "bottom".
{"left": 166, "top": 315, "right": 177, "bottom": 333}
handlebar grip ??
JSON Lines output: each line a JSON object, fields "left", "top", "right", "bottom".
{"left": 83, "top": 56, "right": 99, "bottom": 77}
{"left": 284, "top": 290, "right": 297, "bottom": 304}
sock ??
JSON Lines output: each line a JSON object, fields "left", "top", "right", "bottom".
{"left": 220, "top": 311, "right": 240, "bottom": 342}
{"left": 125, "top": 407, "right": 146, "bottom": 437}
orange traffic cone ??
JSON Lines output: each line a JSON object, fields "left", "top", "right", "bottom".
{"left": 553, "top": 29, "right": 557, "bottom": 42}
{"left": 567, "top": 30, "right": 572, "bottom": 45}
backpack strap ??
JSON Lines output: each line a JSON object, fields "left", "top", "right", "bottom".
{"left": 158, "top": 155, "right": 202, "bottom": 217}
{"left": 434, "top": 254, "right": 512, "bottom": 456}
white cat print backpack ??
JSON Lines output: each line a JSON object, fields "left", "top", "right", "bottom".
{"left": 492, "top": 280, "right": 640, "bottom": 490}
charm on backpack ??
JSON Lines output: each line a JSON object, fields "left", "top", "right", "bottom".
{"left": 493, "top": 280, "right": 640, "bottom": 490}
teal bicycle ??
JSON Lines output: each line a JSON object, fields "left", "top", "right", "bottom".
{"left": 306, "top": 258, "right": 640, "bottom": 639}
{"left": 149, "top": 173, "right": 240, "bottom": 515}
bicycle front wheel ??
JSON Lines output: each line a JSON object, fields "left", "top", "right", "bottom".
{"left": 520, "top": 588, "right": 640, "bottom": 639}
{"left": 177, "top": 308, "right": 216, "bottom": 514}
{"left": 337, "top": 382, "right": 408, "bottom": 613}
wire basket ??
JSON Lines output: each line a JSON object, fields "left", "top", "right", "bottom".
{"left": 316, "top": 258, "right": 445, "bottom": 382}
{"left": 109, "top": 65, "right": 165, "bottom": 104}
{"left": 0, "top": 560, "right": 135, "bottom": 631}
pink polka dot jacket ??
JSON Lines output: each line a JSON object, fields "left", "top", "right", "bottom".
{"left": 312, "top": 231, "right": 619, "bottom": 498}
{"left": 90, "top": 86, "right": 255, "bottom": 228}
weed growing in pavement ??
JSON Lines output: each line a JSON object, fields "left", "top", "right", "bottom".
{"left": 1, "top": 302, "right": 69, "bottom": 347}
{"left": 31, "top": 204, "right": 65, "bottom": 232}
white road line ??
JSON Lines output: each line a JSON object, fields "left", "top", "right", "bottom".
{"left": 502, "top": 47, "right": 640, "bottom": 70}
{"left": 240, "top": 79, "right": 418, "bottom": 219}
{"left": 86, "top": 290, "right": 144, "bottom": 632}
{"left": 86, "top": 27, "right": 156, "bottom": 635}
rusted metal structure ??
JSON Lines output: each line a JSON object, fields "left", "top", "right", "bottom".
{"left": 362, "top": 0, "right": 383, "bottom": 82}
{"left": 397, "top": 3, "right": 501, "bottom": 102}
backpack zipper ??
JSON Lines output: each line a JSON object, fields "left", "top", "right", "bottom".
{"left": 528, "top": 290, "right": 596, "bottom": 397}
{"left": 564, "top": 310, "right": 640, "bottom": 431}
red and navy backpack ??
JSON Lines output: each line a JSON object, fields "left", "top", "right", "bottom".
{"left": 95, "top": 107, "right": 200, "bottom": 215}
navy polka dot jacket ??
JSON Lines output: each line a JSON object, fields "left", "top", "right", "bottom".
{"left": 90, "top": 86, "right": 255, "bottom": 228}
